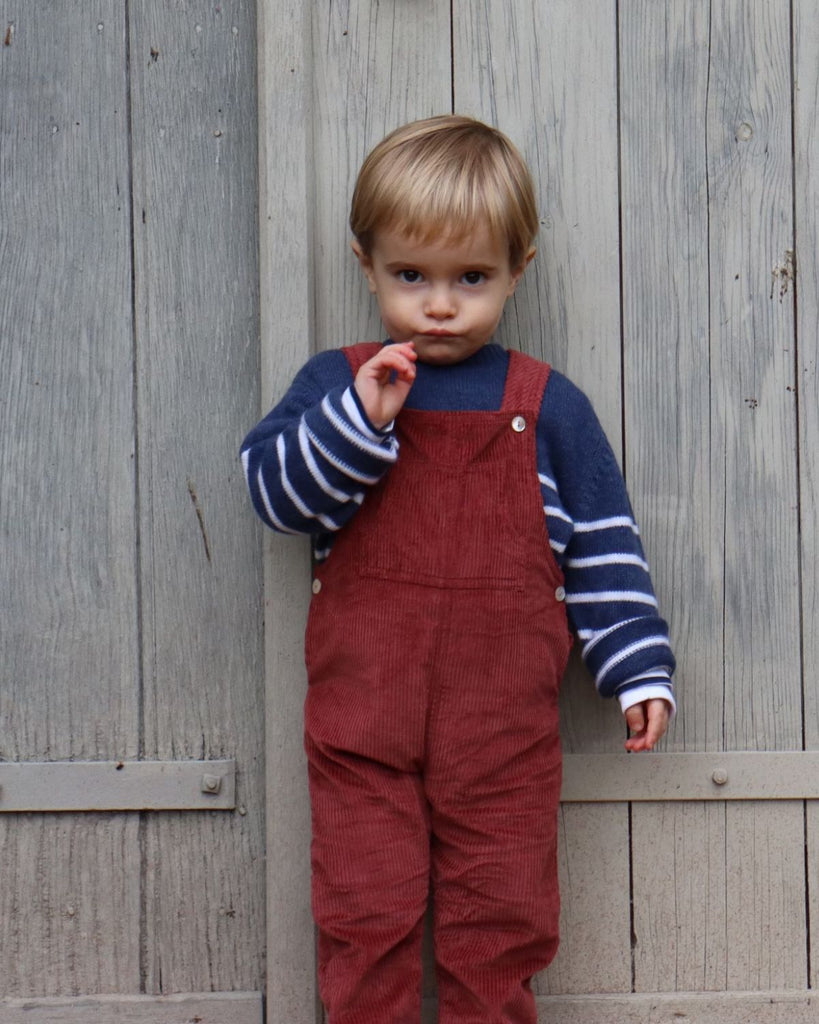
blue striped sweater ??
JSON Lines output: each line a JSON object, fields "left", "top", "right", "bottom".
{"left": 241, "top": 342, "right": 675, "bottom": 713}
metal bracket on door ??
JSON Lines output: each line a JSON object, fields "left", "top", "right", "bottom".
{"left": 0, "top": 759, "right": 236, "bottom": 811}
{"left": 561, "top": 751, "right": 819, "bottom": 802}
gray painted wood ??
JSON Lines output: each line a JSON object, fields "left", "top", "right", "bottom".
{"left": 0, "top": 992, "right": 261, "bottom": 1024}
{"left": 623, "top": 0, "right": 804, "bottom": 995}
{"left": 128, "top": 0, "right": 265, "bottom": 995}
{"left": 257, "top": 2, "right": 319, "bottom": 1020}
{"left": 797, "top": 0, "right": 819, "bottom": 989}
{"left": 311, "top": 0, "right": 452, "bottom": 354}
{"left": 0, "top": 2, "right": 141, "bottom": 996}
{"left": 562, "top": 752, "right": 819, "bottom": 802}
{"left": 422, "top": 990, "right": 819, "bottom": 1023}
{"left": 0, "top": 760, "right": 235, "bottom": 811}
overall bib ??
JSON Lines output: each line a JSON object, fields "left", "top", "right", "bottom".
{"left": 305, "top": 344, "right": 572, "bottom": 1023}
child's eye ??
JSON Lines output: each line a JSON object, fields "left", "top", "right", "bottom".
{"left": 397, "top": 269, "right": 422, "bottom": 283}
{"left": 462, "top": 271, "right": 485, "bottom": 285}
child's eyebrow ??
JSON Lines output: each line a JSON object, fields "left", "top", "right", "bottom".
{"left": 383, "top": 259, "right": 501, "bottom": 273}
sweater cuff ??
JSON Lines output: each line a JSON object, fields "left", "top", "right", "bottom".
{"left": 348, "top": 383, "right": 395, "bottom": 437}
{"left": 617, "top": 683, "right": 676, "bottom": 717}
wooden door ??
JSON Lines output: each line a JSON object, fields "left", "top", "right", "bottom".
{"left": 259, "top": 1, "right": 819, "bottom": 1021}
{"left": 1, "top": 4, "right": 264, "bottom": 1020}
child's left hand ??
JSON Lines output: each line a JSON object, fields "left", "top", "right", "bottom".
{"left": 624, "top": 698, "right": 670, "bottom": 752}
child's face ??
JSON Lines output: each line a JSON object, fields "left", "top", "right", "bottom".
{"left": 352, "top": 225, "right": 533, "bottom": 365}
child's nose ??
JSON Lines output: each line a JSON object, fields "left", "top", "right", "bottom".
{"left": 424, "top": 286, "right": 456, "bottom": 319}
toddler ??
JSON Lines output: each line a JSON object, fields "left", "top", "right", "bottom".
{"left": 241, "top": 115, "right": 675, "bottom": 1024}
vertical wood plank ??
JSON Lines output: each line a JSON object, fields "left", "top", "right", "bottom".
{"left": 454, "top": 0, "right": 630, "bottom": 995}
{"left": 691, "top": 0, "right": 802, "bottom": 990}
{"left": 624, "top": 0, "right": 804, "bottom": 993}
{"left": 257, "top": 0, "right": 318, "bottom": 1019}
{"left": 0, "top": 2, "right": 141, "bottom": 996}
{"left": 129, "top": 0, "right": 265, "bottom": 995}
{"left": 620, "top": 0, "right": 725, "bottom": 993}
{"left": 794, "top": 0, "right": 819, "bottom": 988}
{"left": 311, "top": 0, "right": 453, "bottom": 353}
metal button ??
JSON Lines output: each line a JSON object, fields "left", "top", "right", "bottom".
{"left": 555, "top": 586, "right": 566, "bottom": 602}
{"left": 712, "top": 768, "right": 728, "bottom": 786}
{"left": 511, "top": 415, "right": 526, "bottom": 432}
{"left": 311, "top": 578, "right": 322, "bottom": 595}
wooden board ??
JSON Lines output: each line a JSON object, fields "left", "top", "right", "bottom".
{"left": 794, "top": 0, "right": 819, "bottom": 989}
{"left": 256, "top": 2, "right": 319, "bottom": 1021}
{"left": 433, "top": 990, "right": 819, "bottom": 1024}
{"left": 0, "top": 760, "right": 235, "bottom": 811}
{"left": 0, "top": 992, "right": 261, "bottom": 1024}
{"left": 561, "top": 751, "right": 819, "bottom": 802}
{"left": 128, "top": 0, "right": 265, "bottom": 996}
{"left": 311, "top": 0, "right": 453, "bottom": 353}
{"left": 0, "top": 2, "right": 141, "bottom": 996}
{"left": 623, "top": 0, "right": 804, "bottom": 994}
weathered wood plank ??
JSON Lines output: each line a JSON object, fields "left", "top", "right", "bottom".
{"left": 423, "top": 988, "right": 819, "bottom": 1023}
{"left": 536, "top": 990, "right": 819, "bottom": 1024}
{"left": 796, "top": 0, "right": 819, "bottom": 989}
{"left": 725, "top": 801, "right": 806, "bottom": 990}
{"left": 454, "top": 0, "right": 630, "bottom": 996}
{"left": 311, "top": 0, "right": 452, "bottom": 353}
{"left": 632, "top": 802, "right": 728, "bottom": 992}
{"left": 256, "top": 0, "right": 318, "bottom": 1019}
{"left": 538, "top": 804, "right": 631, "bottom": 996}
{"left": 619, "top": 0, "right": 717, "bottom": 992}
{"left": 692, "top": 0, "right": 802, "bottom": 992}
{"left": 0, "top": 814, "right": 141, "bottom": 997}
{"left": 0, "top": 992, "right": 262, "bottom": 1024}
{"left": 623, "top": 0, "right": 803, "bottom": 994}
{"left": 128, "top": 0, "right": 265, "bottom": 995}
{"left": 0, "top": 2, "right": 141, "bottom": 996}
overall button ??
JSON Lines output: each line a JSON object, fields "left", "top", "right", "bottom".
{"left": 311, "top": 578, "right": 322, "bottom": 595}
{"left": 555, "top": 585, "right": 566, "bottom": 602}
{"left": 511, "top": 415, "right": 526, "bottom": 432}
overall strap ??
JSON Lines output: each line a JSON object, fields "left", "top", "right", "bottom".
{"left": 501, "top": 350, "right": 552, "bottom": 411}
{"left": 343, "top": 342, "right": 383, "bottom": 376}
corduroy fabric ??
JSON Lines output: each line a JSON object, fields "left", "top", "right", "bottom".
{"left": 304, "top": 345, "right": 572, "bottom": 1023}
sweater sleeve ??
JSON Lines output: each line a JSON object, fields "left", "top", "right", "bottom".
{"left": 538, "top": 372, "right": 676, "bottom": 712}
{"left": 240, "top": 349, "right": 399, "bottom": 539}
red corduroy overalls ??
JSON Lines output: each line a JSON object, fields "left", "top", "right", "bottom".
{"left": 304, "top": 343, "right": 572, "bottom": 1024}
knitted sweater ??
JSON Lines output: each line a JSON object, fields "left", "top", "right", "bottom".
{"left": 241, "top": 342, "right": 675, "bottom": 713}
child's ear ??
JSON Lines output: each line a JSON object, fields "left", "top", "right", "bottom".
{"left": 508, "top": 247, "right": 536, "bottom": 295}
{"left": 351, "top": 240, "right": 377, "bottom": 293}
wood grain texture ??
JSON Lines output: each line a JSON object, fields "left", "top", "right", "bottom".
{"left": 257, "top": 1, "right": 319, "bottom": 1020}
{"left": 0, "top": 991, "right": 261, "bottom": 1024}
{"left": 0, "top": 814, "right": 141, "bottom": 998}
{"left": 423, "top": 989, "right": 819, "bottom": 1023}
{"left": 128, "top": 0, "right": 265, "bottom": 995}
{"left": 454, "top": 0, "right": 630, "bottom": 994}
{"left": 795, "top": 0, "right": 819, "bottom": 989}
{"left": 0, "top": 2, "right": 141, "bottom": 997}
{"left": 623, "top": 0, "right": 804, "bottom": 994}
{"left": 311, "top": 0, "right": 452, "bottom": 353}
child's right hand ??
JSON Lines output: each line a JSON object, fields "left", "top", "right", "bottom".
{"left": 354, "top": 342, "right": 417, "bottom": 430}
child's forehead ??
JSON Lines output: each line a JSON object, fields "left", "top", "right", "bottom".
{"left": 372, "top": 220, "right": 509, "bottom": 261}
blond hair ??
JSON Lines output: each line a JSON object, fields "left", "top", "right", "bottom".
{"left": 350, "top": 115, "right": 538, "bottom": 270}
